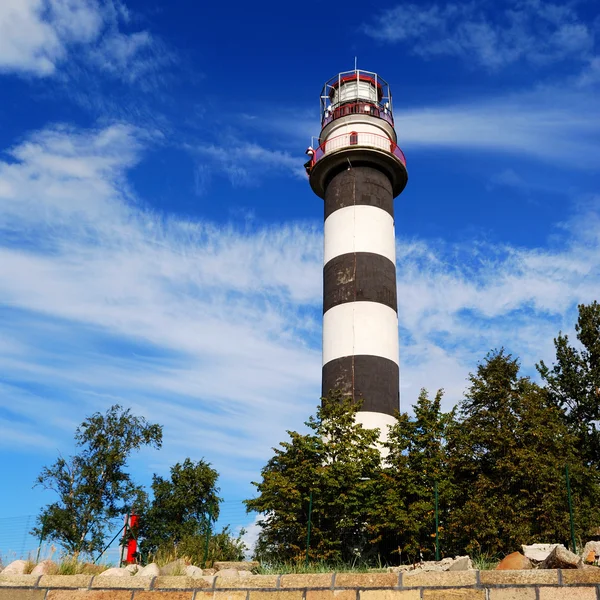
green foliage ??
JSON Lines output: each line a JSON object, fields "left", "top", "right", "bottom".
{"left": 139, "top": 458, "right": 221, "bottom": 553}
{"left": 139, "top": 457, "right": 245, "bottom": 566}
{"left": 32, "top": 405, "right": 163, "bottom": 555}
{"left": 245, "top": 392, "right": 382, "bottom": 564}
{"left": 445, "top": 349, "right": 599, "bottom": 555}
{"left": 373, "top": 389, "right": 453, "bottom": 563}
{"left": 538, "top": 301, "right": 600, "bottom": 464}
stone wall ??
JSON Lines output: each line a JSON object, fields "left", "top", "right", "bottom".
{"left": 2, "top": 570, "right": 600, "bottom": 600}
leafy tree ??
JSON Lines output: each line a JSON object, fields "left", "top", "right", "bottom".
{"left": 445, "top": 350, "right": 599, "bottom": 556}
{"left": 139, "top": 458, "right": 221, "bottom": 556}
{"left": 33, "top": 405, "right": 163, "bottom": 555}
{"left": 245, "top": 392, "right": 382, "bottom": 564}
{"left": 538, "top": 301, "right": 600, "bottom": 464}
{"left": 372, "top": 389, "right": 453, "bottom": 563}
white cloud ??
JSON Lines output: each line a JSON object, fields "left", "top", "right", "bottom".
{"left": 363, "top": 0, "right": 596, "bottom": 70}
{"left": 0, "top": 0, "right": 165, "bottom": 80}
{"left": 395, "top": 85, "right": 600, "bottom": 168}
{"left": 0, "top": 122, "right": 598, "bottom": 496}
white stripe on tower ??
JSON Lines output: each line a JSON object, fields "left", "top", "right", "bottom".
{"left": 323, "top": 205, "right": 396, "bottom": 265}
{"left": 322, "top": 302, "right": 399, "bottom": 365}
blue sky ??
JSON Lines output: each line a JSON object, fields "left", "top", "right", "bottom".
{"left": 0, "top": 0, "right": 599, "bottom": 554}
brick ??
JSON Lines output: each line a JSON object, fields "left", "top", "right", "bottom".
{"left": 422, "top": 590, "right": 485, "bottom": 600}
{"left": 480, "top": 570, "right": 559, "bottom": 585}
{"left": 538, "top": 587, "right": 597, "bottom": 600}
{"left": 0, "top": 590, "right": 45, "bottom": 600}
{"left": 198, "top": 592, "right": 247, "bottom": 600}
{"left": 361, "top": 590, "right": 420, "bottom": 600}
{"left": 308, "top": 591, "right": 356, "bottom": 600}
{"left": 562, "top": 569, "right": 600, "bottom": 584}
{"left": 488, "top": 588, "right": 536, "bottom": 600}
{"left": 335, "top": 573, "right": 397, "bottom": 588}
{"left": 154, "top": 576, "right": 212, "bottom": 590}
{"left": 0, "top": 575, "right": 40, "bottom": 587}
{"left": 402, "top": 571, "right": 477, "bottom": 588}
{"left": 47, "top": 591, "right": 132, "bottom": 600}
{"left": 134, "top": 593, "right": 194, "bottom": 600}
{"left": 91, "top": 575, "right": 152, "bottom": 589}
{"left": 39, "top": 574, "right": 93, "bottom": 588}
{"left": 215, "top": 576, "right": 278, "bottom": 589}
{"left": 249, "top": 591, "right": 302, "bottom": 600}
{"left": 280, "top": 574, "right": 334, "bottom": 588}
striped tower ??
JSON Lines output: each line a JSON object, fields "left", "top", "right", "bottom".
{"left": 306, "top": 69, "right": 408, "bottom": 443}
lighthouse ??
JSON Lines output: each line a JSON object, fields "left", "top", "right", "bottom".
{"left": 306, "top": 69, "right": 407, "bottom": 442}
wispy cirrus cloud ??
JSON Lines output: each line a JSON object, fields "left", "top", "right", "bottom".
{"left": 1, "top": 121, "right": 599, "bottom": 469}
{"left": 0, "top": 0, "right": 170, "bottom": 82}
{"left": 363, "top": 0, "right": 596, "bottom": 71}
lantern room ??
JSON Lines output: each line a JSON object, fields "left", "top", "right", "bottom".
{"left": 320, "top": 69, "right": 394, "bottom": 128}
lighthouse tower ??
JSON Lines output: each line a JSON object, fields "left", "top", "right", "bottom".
{"left": 306, "top": 69, "right": 407, "bottom": 442}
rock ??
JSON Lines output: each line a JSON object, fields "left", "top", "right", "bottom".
{"left": 203, "top": 568, "right": 216, "bottom": 576}
{"left": 585, "top": 552, "right": 596, "bottom": 564}
{"left": 447, "top": 556, "right": 474, "bottom": 571}
{"left": 582, "top": 541, "right": 600, "bottom": 562}
{"left": 214, "top": 561, "right": 259, "bottom": 572}
{"left": 522, "top": 544, "right": 559, "bottom": 563}
{"left": 496, "top": 552, "right": 533, "bottom": 570}
{"left": 542, "top": 545, "right": 582, "bottom": 569}
{"left": 1, "top": 560, "right": 29, "bottom": 575}
{"left": 137, "top": 563, "right": 160, "bottom": 577}
{"left": 97, "top": 567, "right": 132, "bottom": 577}
{"left": 125, "top": 564, "right": 139, "bottom": 574}
{"left": 185, "top": 565, "right": 204, "bottom": 578}
{"left": 160, "top": 559, "right": 190, "bottom": 576}
{"left": 30, "top": 560, "right": 57, "bottom": 576}
{"left": 238, "top": 570, "right": 253, "bottom": 578}
{"left": 217, "top": 568, "right": 239, "bottom": 577}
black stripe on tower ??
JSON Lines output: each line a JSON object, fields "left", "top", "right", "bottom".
{"left": 324, "top": 166, "right": 394, "bottom": 219}
{"left": 322, "top": 165, "right": 399, "bottom": 417}
{"left": 323, "top": 252, "right": 397, "bottom": 313}
{"left": 322, "top": 356, "right": 399, "bottom": 415}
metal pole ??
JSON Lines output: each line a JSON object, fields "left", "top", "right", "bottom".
{"left": 434, "top": 481, "right": 440, "bottom": 561}
{"left": 305, "top": 490, "right": 313, "bottom": 567}
{"left": 35, "top": 516, "right": 46, "bottom": 563}
{"left": 565, "top": 465, "right": 577, "bottom": 553}
{"left": 202, "top": 504, "right": 213, "bottom": 569}
{"left": 119, "top": 513, "right": 130, "bottom": 567}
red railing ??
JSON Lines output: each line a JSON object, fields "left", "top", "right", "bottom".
{"left": 311, "top": 132, "right": 406, "bottom": 168}
{"left": 322, "top": 101, "right": 394, "bottom": 128}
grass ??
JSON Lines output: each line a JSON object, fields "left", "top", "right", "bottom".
{"left": 255, "top": 561, "right": 388, "bottom": 574}
{"left": 471, "top": 553, "right": 500, "bottom": 570}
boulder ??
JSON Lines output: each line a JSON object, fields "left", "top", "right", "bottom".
{"left": 160, "top": 559, "right": 190, "bottom": 576}
{"left": 137, "top": 563, "right": 160, "bottom": 577}
{"left": 238, "top": 570, "right": 253, "bottom": 578}
{"left": 30, "top": 560, "right": 57, "bottom": 576}
{"left": 582, "top": 541, "right": 600, "bottom": 563}
{"left": 496, "top": 552, "right": 533, "bottom": 570}
{"left": 217, "top": 568, "right": 240, "bottom": 578}
{"left": 1, "top": 560, "right": 29, "bottom": 575}
{"left": 542, "top": 545, "right": 582, "bottom": 569}
{"left": 97, "top": 567, "right": 132, "bottom": 577}
{"left": 125, "top": 564, "right": 139, "bottom": 574}
{"left": 447, "top": 556, "right": 474, "bottom": 571}
{"left": 522, "top": 544, "right": 558, "bottom": 563}
{"left": 185, "top": 565, "right": 204, "bottom": 578}
{"left": 203, "top": 568, "right": 217, "bottom": 576}
{"left": 585, "top": 551, "right": 596, "bottom": 564}
{"left": 214, "top": 561, "right": 259, "bottom": 572}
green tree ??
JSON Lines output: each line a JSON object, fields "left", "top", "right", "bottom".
{"left": 139, "top": 458, "right": 221, "bottom": 556}
{"left": 372, "top": 389, "right": 453, "bottom": 563}
{"left": 538, "top": 301, "right": 600, "bottom": 464}
{"left": 245, "top": 392, "right": 382, "bottom": 564}
{"left": 33, "top": 405, "right": 162, "bottom": 555}
{"left": 445, "top": 350, "right": 598, "bottom": 556}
